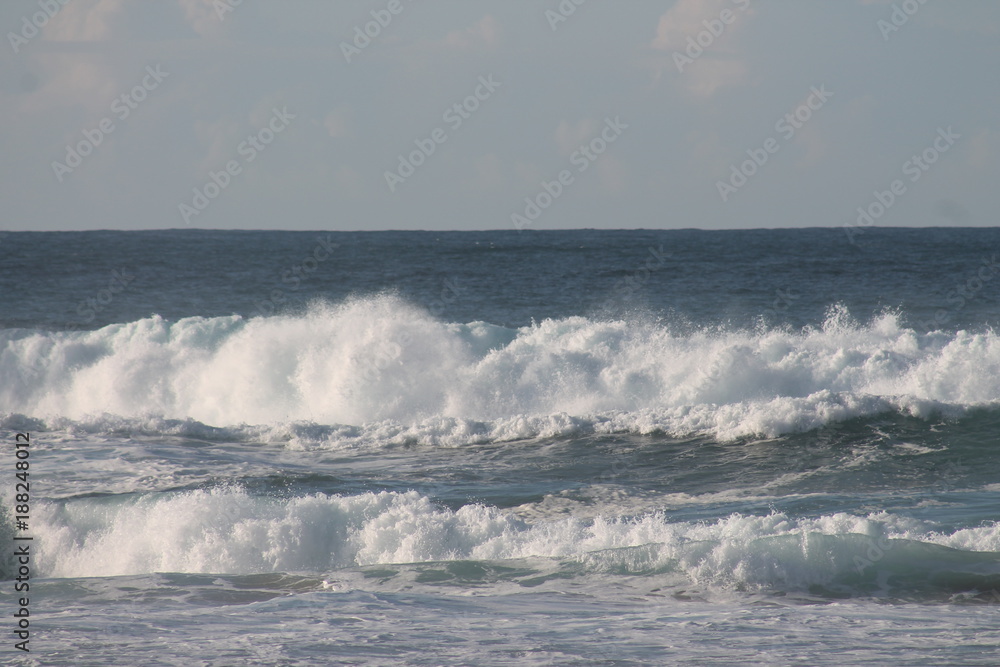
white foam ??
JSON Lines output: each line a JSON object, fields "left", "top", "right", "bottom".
{"left": 31, "top": 489, "right": 1000, "bottom": 591}
{"left": 3, "top": 298, "right": 999, "bottom": 443}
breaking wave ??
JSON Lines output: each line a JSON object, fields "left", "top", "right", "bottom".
{"left": 2, "top": 295, "right": 1000, "bottom": 444}
{"left": 23, "top": 488, "right": 1000, "bottom": 600}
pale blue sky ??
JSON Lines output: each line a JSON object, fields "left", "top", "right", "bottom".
{"left": 1, "top": 0, "right": 998, "bottom": 231}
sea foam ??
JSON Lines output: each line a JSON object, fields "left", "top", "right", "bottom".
{"left": 28, "top": 488, "right": 1000, "bottom": 598}
{"left": 2, "top": 296, "right": 999, "bottom": 444}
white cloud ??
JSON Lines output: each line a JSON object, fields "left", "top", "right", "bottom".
{"left": 597, "top": 155, "right": 628, "bottom": 194}
{"left": 651, "top": 0, "right": 745, "bottom": 51}
{"left": 323, "top": 108, "right": 351, "bottom": 139}
{"left": 785, "top": 90, "right": 830, "bottom": 167}
{"left": 441, "top": 15, "right": 501, "bottom": 51}
{"left": 684, "top": 58, "right": 747, "bottom": 98}
{"left": 554, "top": 118, "right": 598, "bottom": 155}
{"left": 45, "top": 0, "right": 128, "bottom": 41}
{"left": 193, "top": 116, "right": 242, "bottom": 174}
{"left": 791, "top": 123, "right": 827, "bottom": 168}
{"left": 964, "top": 128, "right": 1000, "bottom": 171}
{"left": 177, "top": 0, "right": 228, "bottom": 37}
{"left": 19, "top": 57, "right": 118, "bottom": 117}
{"left": 649, "top": 0, "right": 754, "bottom": 97}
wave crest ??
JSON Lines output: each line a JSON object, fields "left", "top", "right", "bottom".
{"left": 25, "top": 488, "right": 1000, "bottom": 600}
{"left": 3, "top": 297, "right": 999, "bottom": 442}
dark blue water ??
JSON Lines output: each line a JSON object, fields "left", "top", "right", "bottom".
{"left": 4, "top": 227, "right": 998, "bottom": 331}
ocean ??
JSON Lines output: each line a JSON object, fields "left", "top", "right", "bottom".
{"left": 1, "top": 227, "right": 999, "bottom": 666}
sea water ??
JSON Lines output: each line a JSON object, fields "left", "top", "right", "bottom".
{"left": 1, "top": 228, "right": 999, "bottom": 665}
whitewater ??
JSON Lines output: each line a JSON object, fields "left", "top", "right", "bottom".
{"left": 4, "top": 297, "right": 999, "bottom": 444}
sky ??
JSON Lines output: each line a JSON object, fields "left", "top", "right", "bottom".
{"left": 1, "top": 0, "right": 998, "bottom": 232}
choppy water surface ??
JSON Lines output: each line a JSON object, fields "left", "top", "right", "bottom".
{"left": 2, "top": 228, "right": 999, "bottom": 665}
